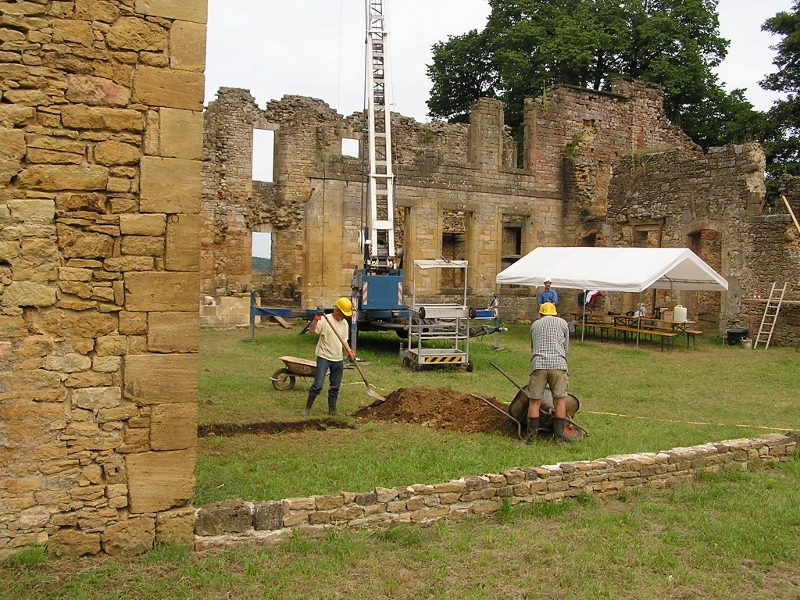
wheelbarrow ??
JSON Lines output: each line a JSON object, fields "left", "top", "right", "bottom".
{"left": 490, "top": 362, "right": 587, "bottom": 441}
{"left": 271, "top": 356, "right": 317, "bottom": 390}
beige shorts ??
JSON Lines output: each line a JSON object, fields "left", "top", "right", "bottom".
{"left": 527, "top": 369, "right": 569, "bottom": 400}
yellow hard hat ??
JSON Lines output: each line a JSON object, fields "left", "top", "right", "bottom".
{"left": 335, "top": 297, "right": 353, "bottom": 317}
{"left": 539, "top": 302, "right": 557, "bottom": 316}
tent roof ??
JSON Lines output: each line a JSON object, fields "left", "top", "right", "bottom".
{"left": 495, "top": 247, "right": 728, "bottom": 292}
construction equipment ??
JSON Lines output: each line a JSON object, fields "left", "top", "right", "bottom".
{"left": 401, "top": 259, "right": 473, "bottom": 371}
{"left": 350, "top": 0, "right": 408, "bottom": 347}
{"left": 753, "top": 282, "right": 788, "bottom": 350}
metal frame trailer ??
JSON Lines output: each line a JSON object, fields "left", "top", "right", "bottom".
{"left": 401, "top": 260, "right": 473, "bottom": 371}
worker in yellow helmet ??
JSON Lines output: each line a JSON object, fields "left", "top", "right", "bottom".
{"left": 526, "top": 301, "right": 572, "bottom": 444}
{"left": 302, "top": 297, "right": 354, "bottom": 417}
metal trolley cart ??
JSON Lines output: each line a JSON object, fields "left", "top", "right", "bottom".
{"left": 401, "top": 259, "right": 473, "bottom": 372}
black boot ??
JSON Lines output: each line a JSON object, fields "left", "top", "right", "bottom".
{"left": 525, "top": 417, "right": 539, "bottom": 443}
{"left": 553, "top": 417, "right": 565, "bottom": 445}
{"left": 301, "top": 396, "right": 315, "bottom": 417}
{"left": 328, "top": 399, "right": 341, "bottom": 417}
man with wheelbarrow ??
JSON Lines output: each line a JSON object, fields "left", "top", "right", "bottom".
{"left": 302, "top": 297, "right": 355, "bottom": 417}
{"left": 527, "top": 301, "right": 573, "bottom": 444}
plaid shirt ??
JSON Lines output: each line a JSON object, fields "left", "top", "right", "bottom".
{"left": 530, "top": 315, "right": 569, "bottom": 372}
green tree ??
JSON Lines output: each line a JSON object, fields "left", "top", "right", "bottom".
{"left": 760, "top": 1, "right": 800, "bottom": 198}
{"left": 427, "top": 0, "right": 757, "bottom": 150}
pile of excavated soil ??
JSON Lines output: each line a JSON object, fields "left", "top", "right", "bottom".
{"left": 352, "top": 386, "right": 517, "bottom": 436}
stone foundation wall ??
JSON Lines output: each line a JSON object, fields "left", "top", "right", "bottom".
{"left": 0, "top": 0, "right": 205, "bottom": 558}
{"left": 192, "top": 432, "right": 798, "bottom": 550}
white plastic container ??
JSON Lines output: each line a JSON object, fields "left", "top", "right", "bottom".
{"left": 673, "top": 305, "right": 687, "bottom": 323}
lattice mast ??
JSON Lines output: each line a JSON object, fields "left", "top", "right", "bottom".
{"left": 364, "top": 0, "right": 396, "bottom": 272}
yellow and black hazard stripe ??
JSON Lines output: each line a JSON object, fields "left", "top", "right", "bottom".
{"left": 421, "top": 356, "right": 464, "bottom": 364}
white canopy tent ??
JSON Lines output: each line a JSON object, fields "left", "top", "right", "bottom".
{"left": 495, "top": 247, "right": 728, "bottom": 292}
{"left": 496, "top": 247, "right": 728, "bottom": 345}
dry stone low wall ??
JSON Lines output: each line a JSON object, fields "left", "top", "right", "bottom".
{"left": 192, "top": 432, "right": 797, "bottom": 550}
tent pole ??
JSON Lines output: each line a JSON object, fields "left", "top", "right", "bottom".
{"left": 581, "top": 290, "right": 586, "bottom": 342}
{"left": 636, "top": 291, "right": 642, "bottom": 348}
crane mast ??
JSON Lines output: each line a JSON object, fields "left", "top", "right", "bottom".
{"left": 350, "top": 0, "right": 406, "bottom": 346}
{"left": 364, "top": 0, "right": 396, "bottom": 271}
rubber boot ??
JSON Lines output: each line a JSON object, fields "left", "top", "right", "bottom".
{"left": 301, "top": 396, "right": 315, "bottom": 417}
{"left": 525, "top": 417, "right": 539, "bottom": 444}
{"left": 327, "top": 399, "right": 341, "bottom": 417}
{"left": 553, "top": 417, "right": 565, "bottom": 445}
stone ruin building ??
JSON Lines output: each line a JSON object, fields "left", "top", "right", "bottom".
{"left": 202, "top": 80, "right": 800, "bottom": 345}
{"left": 1, "top": 0, "right": 799, "bottom": 562}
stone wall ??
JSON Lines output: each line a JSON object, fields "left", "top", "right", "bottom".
{"left": 600, "top": 144, "right": 800, "bottom": 343}
{"left": 192, "top": 432, "right": 798, "bottom": 550}
{"left": 0, "top": 0, "right": 204, "bottom": 558}
{"left": 204, "top": 79, "right": 723, "bottom": 319}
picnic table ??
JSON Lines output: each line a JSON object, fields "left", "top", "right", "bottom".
{"left": 570, "top": 312, "right": 702, "bottom": 350}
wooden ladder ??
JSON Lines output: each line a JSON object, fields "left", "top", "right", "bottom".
{"left": 753, "top": 282, "right": 787, "bottom": 349}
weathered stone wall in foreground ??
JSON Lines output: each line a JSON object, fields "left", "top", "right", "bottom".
{"left": 192, "top": 432, "right": 798, "bottom": 550}
{"left": 0, "top": 0, "right": 205, "bottom": 558}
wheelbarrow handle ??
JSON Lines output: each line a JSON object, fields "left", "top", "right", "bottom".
{"left": 489, "top": 362, "right": 529, "bottom": 396}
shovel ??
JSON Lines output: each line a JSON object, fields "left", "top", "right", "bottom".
{"left": 323, "top": 314, "right": 385, "bottom": 402}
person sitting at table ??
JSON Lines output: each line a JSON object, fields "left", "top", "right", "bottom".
{"left": 538, "top": 277, "right": 559, "bottom": 307}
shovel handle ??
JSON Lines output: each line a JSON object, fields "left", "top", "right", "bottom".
{"left": 489, "top": 362, "right": 529, "bottom": 395}
{"left": 323, "top": 314, "right": 384, "bottom": 401}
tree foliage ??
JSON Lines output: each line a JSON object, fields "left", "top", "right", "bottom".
{"left": 426, "top": 0, "right": 758, "bottom": 150}
{"left": 760, "top": 1, "right": 800, "bottom": 196}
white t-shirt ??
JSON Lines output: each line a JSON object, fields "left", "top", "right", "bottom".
{"left": 315, "top": 315, "right": 349, "bottom": 361}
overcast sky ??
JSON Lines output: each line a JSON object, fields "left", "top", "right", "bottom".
{"left": 209, "top": 0, "right": 794, "bottom": 258}
{"left": 205, "top": 0, "right": 793, "bottom": 120}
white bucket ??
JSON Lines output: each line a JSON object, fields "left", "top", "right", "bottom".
{"left": 673, "top": 305, "right": 687, "bottom": 323}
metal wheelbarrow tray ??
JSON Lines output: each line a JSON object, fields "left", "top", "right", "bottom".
{"left": 271, "top": 356, "right": 317, "bottom": 390}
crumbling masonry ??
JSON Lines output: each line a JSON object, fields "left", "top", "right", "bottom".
{"left": 1, "top": 0, "right": 204, "bottom": 558}
{"left": 201, "top": 80, "right": 800, "bottom": 345}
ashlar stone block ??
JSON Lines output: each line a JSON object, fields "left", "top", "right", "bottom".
{"left": 140, "top": 156, "right": 201, "bottom": 214}
{"left": 150, "top": 403, "right": 197, "bottom": 450}
{"left": 123, "top": 353, "right": 198, "bottom": 404}
{"left": 126, "top": 449, "right": 196, "bottom": 513}
{"left": 135, "top": 0, "right": 208, "bottom": 23}
{"left": 166, "top": 213, "right": 200, "bottom": 270}
{"left": 169, "top": 21, "right": 206, "bottom": 72}
{"left": 120, "top": 214, "right": 166, "bottom": 236}
{"left": 148, "top": 311, "right": 198, "bottom": 353}
{"left": 18, "top": 164, "right": 108, "bottom": 191}
{"left": 124, "top": 271, "right": 199, "bottom": 312}
{"left": 132, "top": 66, "right": 203, "bottom": 111}
{"left": 159, "top": 108, "right": 202, "bottom": 160}
{"left": 102, "top": 516, "right": 155, "bottom": 556}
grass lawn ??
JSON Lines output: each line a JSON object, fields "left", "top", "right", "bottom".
{"left": 2, "top": 321, "right": 798, "bottom": 599}
{"left": 194, "top": 322, "right": 800, "bottom": 503}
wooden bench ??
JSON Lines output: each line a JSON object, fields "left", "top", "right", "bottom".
{"left": 683, "top": 329, "right": 703, "bottom": 346}
{"left": 612, "top": 326, "right": 677, "bottom": 351}
{"left": 578, "top": 322, "right": 614, "bottom": 342}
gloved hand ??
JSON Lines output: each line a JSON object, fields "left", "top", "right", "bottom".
{"left": 347, "top": 349, "right": 355, "bottom": 363}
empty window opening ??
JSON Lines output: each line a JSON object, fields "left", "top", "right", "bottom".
{"left": 342, "top": 138, "right": 359, "bottom": 158}
{"left": 252, "top": 129, "right": 274, "bottom": 182}
{"left": 252, "top": 231, "right": 272, "bottom": 271}
{"left": 441, "top": 210, "right": 467, "bottom": 288}
{"left": 501, "top": 223, "right": 522, "bottom": 262}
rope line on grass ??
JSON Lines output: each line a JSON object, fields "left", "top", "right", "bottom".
{"left": 584, "top": 410, "right": 794, "bottom": 432}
